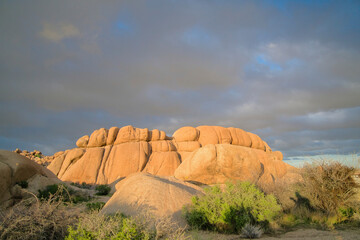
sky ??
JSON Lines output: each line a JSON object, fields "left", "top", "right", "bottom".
{"left": 0, "top": 0, "right": 359, "bottom": 165}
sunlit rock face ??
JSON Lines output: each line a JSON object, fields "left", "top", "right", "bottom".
{"left": 47, "top": 125, "right": 297, "bottom": 187}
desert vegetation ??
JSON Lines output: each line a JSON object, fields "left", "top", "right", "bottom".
{"left": 278, "top": 160, "right": 360, "bottom": 230}
{"left": 1, "top": 158, "right": 359, "bottom": 239}
{"left": 183, "top": 181, "right": 281, "bottom": 233}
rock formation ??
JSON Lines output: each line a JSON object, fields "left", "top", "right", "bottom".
{"left": 101, "top": 172, "right": 203, "bottom": 227}
{"left": 47, "top": 125, "right": 296, "bottom": 188}
{"left": 0, "top": 150, "right": 60, "bottom": 208}
{"left": 13, "top": 148, "right": 56, "bottom": 166}
{"left": 174, "top": 144, "right": 296, "bottom": 186}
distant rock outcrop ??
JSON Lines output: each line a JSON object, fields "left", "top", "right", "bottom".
{"left": 12, "top": 148, "right": 56, "bottom": 166}
{"left": 101, "top": 172, "right": 203, "bottom": 227}
{"left": 47, "top": 125, "right": 296, "bottom": 188}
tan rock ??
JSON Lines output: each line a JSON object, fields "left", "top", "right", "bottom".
{"left": 96, "top": 145, "right": 113, "bottom": 184}
{"left": 47, "top": 153, "right": 66, "bottom": 175}
{"left": 88, "top": 128, "right": 108, "bottom": 147}
{"left": 263, "top": 141, "right": 272, "bottom": 152}
{"left": 114, "top": 126, "right": 150, "bottom": 144}
{"left": 177, "top": 152, "right": 193, "bottom": 162}
{"left": 101, "top": 172, "right": 203, "bottom": 227}
{"left": 0, "top": 161, "right": 12, "bottom": 205}
{"left": 150, "top": 129, "right": 160, "bottom": 141}
{"left": 76, "top": 135, "right": 89, "bottom": 148}
{"left": 174, "top": 144, "right": 263, "bottom": 185}
{"left": 172, "top": 126, "right": 199, "bottom": 142}
{"left": 0, "top": 150, "right": 58, "bottom": 206}
{"left": 228, "top": 127, "right": 252, "bottom": 147}
{"left": 103, "top": 142, "right": 150, "bottom": 184}
{"left": 138, "top": 128, "right": 150, "bottom": 141}
{"left": 247, "top": 132, "right": 265, "bottom": 151}
{"left": 48, "top": 125, "right": 289, "bottom": 187}
{"left": 106, "top": 127, "right": 119, "bottom": 145}
{"left": 196, "top": 126, "right": 219, "bottom": 146}
{"left": 196, "top": 126, "right": 232, "bottom": 146}
{"left": 174, "top": 141, "right": 201, "bottom": 152}
{"left": 143, "top": 152, "right": 181, "bottom": 176}
{"left": 273, "top": 151, "right": 283, "bottom": 161}
{"left": 61, "top": 147, "right": 105, "bottom": 184}
{"left": 53, "top": 151, "right": 64, "bottom": 158}
{"left": 150, "top": 140, "right": 176, "bottom": 152}
{"left": 214, "top": 126, "right": 232, "bottom": 144}
{"left": 57, "top": 148, "right": 85, "bottom": 178}
{"left": 26, "top": 174, "right": 61, "bottom": 195}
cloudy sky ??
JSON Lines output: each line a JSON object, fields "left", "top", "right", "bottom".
{"left": 1, "top": 0, "right": 359, "bottom": 164}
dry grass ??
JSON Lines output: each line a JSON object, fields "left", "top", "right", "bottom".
{"left": 0, "top": 191, "right": 80, "bottom": 240}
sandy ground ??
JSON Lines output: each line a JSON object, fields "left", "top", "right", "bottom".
{"left": 262, "top": 229, "right": 360, "bottom": 240}
{"left": 188, "top": 228, "right": 360, "bottom": 240}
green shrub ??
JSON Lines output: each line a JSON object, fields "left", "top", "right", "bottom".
{"left": 34, "top": 153, "right": 42, "bottom": 158}
{"left": 16, "top": 180, "right": 28, "bottom": 188}
{"left": 95, "top": 184, "right": 111, "bottom": 196}
{"left": 86, "top": 202, "right": 106, "bottom": 212}
{"left": 65, "top": 213, "right": 155, "bottom": 240}
{"left": 38, "top": 184, "right": 90, "bottom": 203}
{"left": 70, "top": 182, "right": 92, "bottom": 189}
{"left": 183, "top": 181, "right": 281, "bottom": 233}
{"left": 38, "top": 184, "right": 70, "bottom": 201}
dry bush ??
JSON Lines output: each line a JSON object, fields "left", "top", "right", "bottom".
{"left": 257, "top": 180, "right": 300, "bottom": 211}
{"left": 130, "top": 210, "right": 190, "bottom": 240}
{"left": 0, "top": 192, "right": 80, "bottom": 240}
{"left": 300, "top": 160, "right": 359, "bottom": 213}
{"left": 152, "top": 214, "right": 190, "bottom": 240}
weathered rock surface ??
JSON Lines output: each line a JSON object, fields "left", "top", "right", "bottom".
{"left": 47, "top": 125, "right": 296, "bottom": 186}
{"left": 76, "top": 135, "right": 89, "bottom": 148}
{"left": 174, "top": 144, "right": 298, "bottom": 188}
{"left": 101, "top": 172, "right": 203, "bottom": 227}
{"left": 0, "top": 150, "right": 60, "bottom": 208}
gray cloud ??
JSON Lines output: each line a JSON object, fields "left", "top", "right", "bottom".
{"left": 0, "top": 0, "right": 359, "bottom": 160}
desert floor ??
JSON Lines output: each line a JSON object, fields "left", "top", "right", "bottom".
{"left": 188, "top": 228, "right": 360, "bottom": 240}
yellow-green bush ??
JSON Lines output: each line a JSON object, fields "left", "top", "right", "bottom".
{"left": 65, "top": 213, "right": 155, "bottom": 240}
{"left": 183, "top": 181, "right": 281, "bottom": 233}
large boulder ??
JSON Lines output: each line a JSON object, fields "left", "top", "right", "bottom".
{"left": 143, "top": 152, "right": 181, "bottom": 176}
{"left": 106, "top": 127, "right": 119, "bottom": 145}
{"left": 0, "top": 150, "right": 60, "bottom": 207}
{"left": 101, "top": 172, "right": 203, "bottom": 227}
{"left": 76, "top": 135, "right": 89, "bottom": 148}
{"left": 88, "top": 128, "right": 108, "bottom": 147}
{"left": 172, "top": 126, "right": 199, "bottom": 142}
{"left": 174, "top": 144, "right": 263, "bottom": 184}
{"left": 196, "top": 126, "right": 232, "bottom": 146}
{"left": 174, "top": 144, "right": 296, "bottom": 187}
